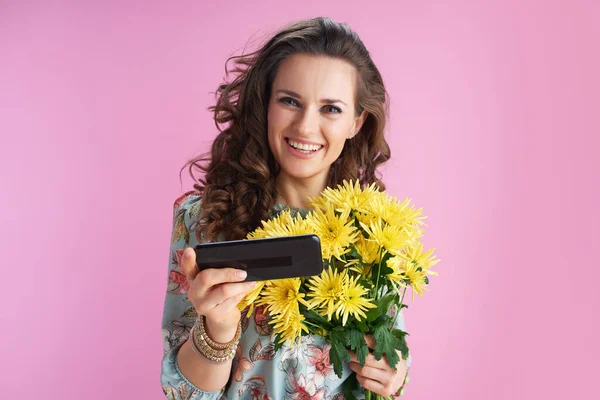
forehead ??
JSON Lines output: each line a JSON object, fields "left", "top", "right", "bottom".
{"left": 272, "top": 53, "right": 357, "bottom": 101}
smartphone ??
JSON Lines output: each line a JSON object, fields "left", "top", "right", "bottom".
{"left": 194, "top": 234, "right": 323, "bottom": 281}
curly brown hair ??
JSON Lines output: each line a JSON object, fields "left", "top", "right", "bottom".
{"left": 181, "top": 17, "right": 391, "bottom": 242}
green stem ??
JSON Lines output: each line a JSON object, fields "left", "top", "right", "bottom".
{"left": 303, "top": 320, "right": 329, "bottom": 337}
{"left": 392, "top": 286, "right": 407, "bottom": 327}
{"left": 373, "top": 249, "right": 384, "bottom": 300}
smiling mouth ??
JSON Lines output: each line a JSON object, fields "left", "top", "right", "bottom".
{"left": 285, "top": 138, "right": 324, "bottom": 153}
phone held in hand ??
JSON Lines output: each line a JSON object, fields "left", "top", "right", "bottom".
{"left": 194, "top": 234, "right": 323, "bottom": 281}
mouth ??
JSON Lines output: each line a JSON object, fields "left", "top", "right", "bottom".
{"left": 285, "top": 138, "right": 324, "bottom": 154}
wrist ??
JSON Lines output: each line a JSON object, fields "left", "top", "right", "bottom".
{"left": 204, "top": 316, "right": 239, "bottom": 343}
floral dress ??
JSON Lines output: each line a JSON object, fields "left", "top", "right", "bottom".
{"left": 161, "top": 192, "right": 411, "bottom": 400}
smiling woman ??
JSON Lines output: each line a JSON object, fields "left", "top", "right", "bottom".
{"left": 162, "top": 17, "right": 409, "bottom": 400}
{"left": 267, "top": 54, "right": 367, "bottom": 203}
{"left": 181, "top": 18, "right": 391, "bottom": 242}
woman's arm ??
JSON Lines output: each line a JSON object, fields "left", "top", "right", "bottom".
{"left": 175, "top": 324, "right": 237, "bottom": 391}
{"left": 160, "top": 193, "right": 232, "bottom": 399}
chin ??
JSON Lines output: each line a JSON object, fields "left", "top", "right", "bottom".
{"left": 279, "top": 165, "right": 327, "bottom": 181}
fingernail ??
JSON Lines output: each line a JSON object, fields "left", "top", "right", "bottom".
{"left": 247, "top": 281, "right": 257, "bottom": 287}
{"left": 237, "top": 270, "right": 247, "bottom": 279}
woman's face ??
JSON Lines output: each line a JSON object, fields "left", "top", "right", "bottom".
{"left": 267, "top": 53, "right": 366, "bottom": 186}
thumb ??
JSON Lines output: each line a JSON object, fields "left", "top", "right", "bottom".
{"left": 364, "top": 334, "right": 376, "bottom": 350}
{"left": 180, "top": 247, "right": 198, "bottom": 282}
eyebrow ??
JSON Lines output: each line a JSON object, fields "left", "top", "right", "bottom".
{"left": 275, "top": 89, "right": 347, "bottom": 107}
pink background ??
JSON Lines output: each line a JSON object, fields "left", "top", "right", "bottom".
{"left": 1, "top": 0, "right": 598, "bottom": 399}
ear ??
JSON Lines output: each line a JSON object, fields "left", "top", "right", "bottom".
{"left": 348, "top": 110, "right": 368, "bottom": 139}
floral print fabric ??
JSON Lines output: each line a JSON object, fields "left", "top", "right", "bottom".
{"left": 161, "top": 192, "right": 410, "bottom": 399}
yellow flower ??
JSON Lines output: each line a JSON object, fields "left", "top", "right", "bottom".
{"left": 386, "top": 255, "right": 409, "bottom": 294}
{"left": 306, "top": 267, "right": 347, "bottom": 320}
{"left": 247, "top": 227, "right": 269, "bottom": 239}
{"left": 256, "top": 278, "right": 310, "bottom": 321}
{"left": 248, "top": 210, "right": 310, "bottom": 240}
{"left": 310, "top": 179, "right": 383, "bottom": 214}
{"left": 237, "top": 280, "right": 267, "bottom": 317}
{"left": 365, "top": 195, "right": 426, "bottom": 231}
{"left": 335, "top": 274, "right": 376, "bottom": 326}
{"left": 355, "top": 211, "right": 379, "bottom": 228}
{"left": 247, "top": 210, "right": 312, "bottom": 243}
{"left": 387, "top": 241, "right": 439, "bottom": 301}
{"left": 400, "top": 242, "right": 440, "bottom": 276}
{"left": 360, "top": 219, "right": 412, "bottom": 256}
{"left": 403, "top": 260, "right": 429, "bottom": 301}
{"left": 306, "top": 204, "right": 358, "bottom": 261}
{"left": 348, "top": 238, "right": 380, "bottom": 277}
{"left": 270, "top": 308, "right": 309, "bottom": 345}
{"left": 354, "top": 237, "right": 381, "bottom": 265}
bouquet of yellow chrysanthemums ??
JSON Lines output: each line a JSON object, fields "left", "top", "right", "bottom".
{"left": 237, "top": 180, "right": 439, "bottom": 400}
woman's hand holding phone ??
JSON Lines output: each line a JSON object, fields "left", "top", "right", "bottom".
{"left": 179, "top": 247, "right": 257, "bottom": 342}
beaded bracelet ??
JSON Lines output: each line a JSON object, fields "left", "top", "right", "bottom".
{"left": 395, "top": 369, "right": 410, "bottom": 397}
{"left": 189, "top": 324, "right": 238, "bottom": 363}
{"left": 188, "top": 316, "right": 241, "bottom": 363}
{"left": 197, "top": 315, "right": 242, "bottom": 350}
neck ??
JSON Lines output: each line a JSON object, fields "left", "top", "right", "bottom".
{"left": 275, "top": 171, "right": 329, "bottom": 209}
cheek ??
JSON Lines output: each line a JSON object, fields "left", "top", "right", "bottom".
{"left": 267, "top": 107, "right": 289, "bottom": 156}
{"left": 267, "top": 105, "right": 289, "bottom": 134}
{"left": 324, "top": 120, "right": 354, "bottom": 148}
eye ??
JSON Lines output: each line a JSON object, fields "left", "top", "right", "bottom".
{"left": 278, "top": 97, "right": 301, "bottom": 107}
{"left": 322, "top": 105, "right": 342, "bottom": 114}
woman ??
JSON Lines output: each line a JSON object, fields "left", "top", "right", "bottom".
{"left": 161, "top": 17, "right": 411, "bottom": 399}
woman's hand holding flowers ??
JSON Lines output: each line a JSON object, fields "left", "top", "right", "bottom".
{"left": 348, "top": 335, "right": 408, "bottom": 398}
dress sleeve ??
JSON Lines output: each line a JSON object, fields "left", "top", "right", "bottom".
{"left": 160, "top": 192, "right": 227, "bottom": 399}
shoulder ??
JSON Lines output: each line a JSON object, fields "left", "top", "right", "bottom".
{"left": 173, "top": 190, "right": 201, "bottom": 214}
{"left": 170, "top": 191, "right": 203, "bottom": 246}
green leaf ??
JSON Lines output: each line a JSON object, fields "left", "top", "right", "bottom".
{"left": 373, "top": 324, "right": 403, "bottom": 370}
{"left": 391, "top": 328, "right": 411, "bottom": 361}
{"left": 380, "top": 251, "right": 394, "bottom": 265}
{"left": 380, "top": 263, "right": 394, "bottom": 276}
{"left": 304, "top": 309, "right": 334, "bottom": 330}
{"left": 273, "top": 333, "right": 284, "bottom": 352}
{"left": 342, "top": 372, "right": 359, "bottom": 400}
{"left": 347, "top": 329, "right": 369, "bottom": 366}
{"left": 329, "top": 328, "right": 351, "bottom": 378}
{"left": 356, "top": 319, "right": 369, "bottom": 334}
{"left": 366, "top": 292, "right": 396, "bottom": 322}
{"left": 347, "top": 245, "right": 360, "bottom": 259}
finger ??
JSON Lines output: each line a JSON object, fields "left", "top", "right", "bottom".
{"left": 362, "top": 352, "right": 389, "bottom": 370}
{"left": 355, "top": 374, "right": 392, "bottom": 397}
{"left": 197, "top": 267, "right": 248, "bottom": 289}
{"left": 202, "top": 281, "right": 256, "bottom": 310}
{"left": 349, "top": 362, "right": 388, "bottom": 383}
{"left": 180, "top": 248, "right": 199, "bottom": 282}
{"left": 349, "top": 349, "right": 391, "bottom": 370}
{"left": 364, "top": 334, "right": 376, "bottom": 349}
{"left": 348, "top": 350, "right": 357, "bottom": 363}
{"left": 210, "top": 291, "right": 249, "bottom": 316}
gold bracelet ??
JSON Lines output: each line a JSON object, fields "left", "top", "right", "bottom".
{"left": 197, "top": 315, "right": 242, "bottom": 350}
{"left": 395, "top": 369, "right": 411, "bottom": 397}
{"left": 189, "top": 325, "right": 237, "bottom": 363}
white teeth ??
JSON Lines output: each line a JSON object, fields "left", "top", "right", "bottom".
{"left": 288, "top": 139, "right": 322, "bottom": 152}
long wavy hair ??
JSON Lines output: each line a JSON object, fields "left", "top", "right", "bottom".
{"left": 182, "top": 17, "right": 391, "bottom": 241}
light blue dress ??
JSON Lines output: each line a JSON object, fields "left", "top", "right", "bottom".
{"left": 160, "top": 192, "right": 411, "bottom": 399}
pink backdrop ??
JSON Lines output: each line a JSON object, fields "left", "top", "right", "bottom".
{"left": 1, "top": 1, "right": 598, "bottom": 399}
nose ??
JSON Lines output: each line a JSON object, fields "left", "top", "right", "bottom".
{"left": 294, "top": 107, "right": 320, "bottom": 136}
